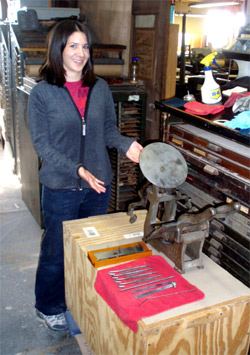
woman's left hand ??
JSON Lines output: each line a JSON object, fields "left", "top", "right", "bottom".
{"left": 126, "top": 141, "right": 143, "bottom": 163}
{"left": 78, "top": 167, "right": 106, "bottom": 194}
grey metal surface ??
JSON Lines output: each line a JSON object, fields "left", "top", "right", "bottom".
{"left": 132, "top": 281, "right": 173, "bottom": 293}
{"left": 113, "top": 271, "right": 158, "bottom": 281}
{"left": 17, "top": 88, "right": 42, "bottom": 227}
{"left": 139, "top": 142, "right": 187, "bottom": 188}
{"left": 94, "top": 244, "right": 144, "bottom": 261}
{"left": 108, "top": 264, "right": 151, "bottom": 274}
{"left": 119, "top": 276, "right": 174, "bottom": 291}
{"left": 116, "top": 275, "right": 160, "bottom": 286}
{"left": 135, "top": 281, "right": 177, "bottom": 299}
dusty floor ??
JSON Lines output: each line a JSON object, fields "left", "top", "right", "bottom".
{"left": 0, "top": 141, "right": 93, "bottom": 354}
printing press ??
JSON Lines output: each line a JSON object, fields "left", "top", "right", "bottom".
{"left": 127, "top": 142, "right": 241, "bottom": 274}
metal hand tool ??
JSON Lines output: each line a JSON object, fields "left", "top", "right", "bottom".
{"left": 135, "top": 281, "right": 176, "bottom": 299}
{"left": 113, "top": 271, "right": 158, "bottom": 282}
{"left": 111, "top": 268, "right": 153, "bottom": 277}
{"left": 132, "top": 281, "right": 172, "bottom": 293}
{"left": 138, "top": 288, "right": 197, "bottom": 307}
{"left": 108, "top": 264, "right": 151, "bottom": 275}
{"left": 119, "top": 276, "right": 174, "bottom": 291}
{"left": 117, "top": 275, "right": 161, "bottom": 286}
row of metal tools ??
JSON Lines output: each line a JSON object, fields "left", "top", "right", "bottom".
{"left": 108, "top": 264, "right": 177, "bottom": 300}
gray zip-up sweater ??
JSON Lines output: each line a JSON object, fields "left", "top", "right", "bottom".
{"left": 28, "top": 77, "right": 135, "bottom": 190}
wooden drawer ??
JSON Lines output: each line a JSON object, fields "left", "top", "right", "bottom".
{"left": 169, "top": 124, "right": 250, "bottom": 180}
{"left": 170, "top": 124, "right": 250, "bottom": 170}
{"left": 176, "top": 147, "right": 250, "bottom": 211}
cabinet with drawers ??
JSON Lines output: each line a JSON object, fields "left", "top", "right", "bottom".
{"left": 155, "top": 101, "right": 250, "bottom": 288}
{"left": 168, "top": 123, "right": 250, "bottom": 210}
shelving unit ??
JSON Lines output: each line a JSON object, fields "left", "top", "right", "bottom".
{"left": 109, "top": 89, "right": 147, "bottom": 212}
{"left": 0, "top": 25, "right": 14, "bottom": 154}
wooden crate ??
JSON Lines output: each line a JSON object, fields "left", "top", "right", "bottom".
{"left": 63, "top": 210, "right": 250, "bottom": 355}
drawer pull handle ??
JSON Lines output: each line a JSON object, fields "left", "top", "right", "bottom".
{"left": 210, "top": 238, "right": 223, "bottom": 250}
{"left": 207, "top": 154, "right": 221, "bottom": 164}
{"left": 207, "top": 143, "right": 222, "bottom": 152}
{"left": 203, "top": 165, "right": 219, "bottom": 175}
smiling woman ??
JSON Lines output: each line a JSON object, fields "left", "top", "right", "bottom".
{"left": 28, "top": 19, "right": 143, "bottom": 333}
{"left": 62, "top": 32, "right": 90, "bottom": 82}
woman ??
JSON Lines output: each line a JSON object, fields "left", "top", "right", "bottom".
{"left": 28, "top": 19, "right": 143, "bottom": 331}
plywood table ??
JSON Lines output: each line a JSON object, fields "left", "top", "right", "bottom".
{"left": 63, "top": 210, "right": 250, "bottom": 355}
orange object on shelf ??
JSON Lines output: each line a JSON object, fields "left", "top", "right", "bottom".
{"left": 88, "top": 241, "right": 152, "bottom": 268}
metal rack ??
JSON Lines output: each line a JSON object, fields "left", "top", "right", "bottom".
{"left": 0, "top": 23, "right": 42, "bottom": 175}
{"left": 0, "top": 24, "right": 14, "bottom": 155}
{"left": 109, "top": 89, "right": 147, "bottom": 212}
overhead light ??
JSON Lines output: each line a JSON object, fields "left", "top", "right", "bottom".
{"left": 189, "top": 1, "right": 240, "bottom": 8}
{"left": 175, "top": 12, "right": 206, "bottom": 17}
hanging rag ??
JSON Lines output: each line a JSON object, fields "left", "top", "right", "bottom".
{"left": 224, "top": 92, "right": 250, "bottom": 108}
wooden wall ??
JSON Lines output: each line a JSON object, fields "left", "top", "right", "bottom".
{"left": 77, "top": 0, "right": 133, "bottom": 76}
{"left": 77, "top": 0, "right": 176, "bottom": 141}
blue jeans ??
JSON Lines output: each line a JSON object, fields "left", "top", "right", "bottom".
{"left": 35, "top": 185, "right": 111, "bottom": 315}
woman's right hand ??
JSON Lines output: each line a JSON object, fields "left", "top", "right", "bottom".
{"left": 78, "top": 167, "right": 106, "bottom": 194}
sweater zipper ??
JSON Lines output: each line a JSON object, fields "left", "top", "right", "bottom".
{"left": 63, "top": 83, "right": 94, "bottom": 189}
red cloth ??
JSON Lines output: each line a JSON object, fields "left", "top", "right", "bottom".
{"left": 184, "top": 100, "right": 225, "bottom": 115}
{"left": 224, "top": 92, "right": 250, "bottom": 108}
{"left": 94, "top": 256, "right": 204, "bottom": 332}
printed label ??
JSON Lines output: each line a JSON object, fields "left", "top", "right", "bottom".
{"left": 210, "top": 88, "right": 221, "bottom": 99}
{"left": 172, "top": 137, "right": 183, "bottom": 146}
{"left": 82, "top": 226, "right": 100, "bottom": 238}
{"left": 123, "top": 232, "right": 144, "bottom": 239}
{"left": 193, "top": 147, "right": 206, "bottom": 157}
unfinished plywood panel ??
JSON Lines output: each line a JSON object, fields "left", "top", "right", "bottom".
{"left": 63, "top": 211, "right": 148, "bottom": 355}
{"left": 164, "top": 23, "right": 179, "bottom": 100}
{"left": 64, "top": 211, "right": 250, "bottom": 355}
{"left": 144, "top": 298, "right": 250, "bottom": 354}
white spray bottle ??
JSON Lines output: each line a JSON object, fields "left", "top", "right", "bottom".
{"left": 200, "top": 52, "right": 222, "bottom": 104}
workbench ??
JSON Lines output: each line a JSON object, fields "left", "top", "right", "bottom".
{"left": 155, "top": 99, "right": 250, "bottom": 146}
{"left": 63, "top": 210, "right": 250, "bottom": 355}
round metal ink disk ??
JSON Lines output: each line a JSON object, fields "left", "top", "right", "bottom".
{"left": 139, "top": 142, "right": 187, "bottom": 188}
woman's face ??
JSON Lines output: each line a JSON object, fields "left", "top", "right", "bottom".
{"left": 62, "top": 31, "right": 90, "bottom": 81}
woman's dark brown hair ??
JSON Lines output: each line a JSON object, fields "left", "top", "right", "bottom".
{"left": 39, "top": 19, "right": 96, "bottom": 87}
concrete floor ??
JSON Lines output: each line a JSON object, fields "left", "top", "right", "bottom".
{"left": 0, "top": 142, "right": 93, "bottom": 354}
